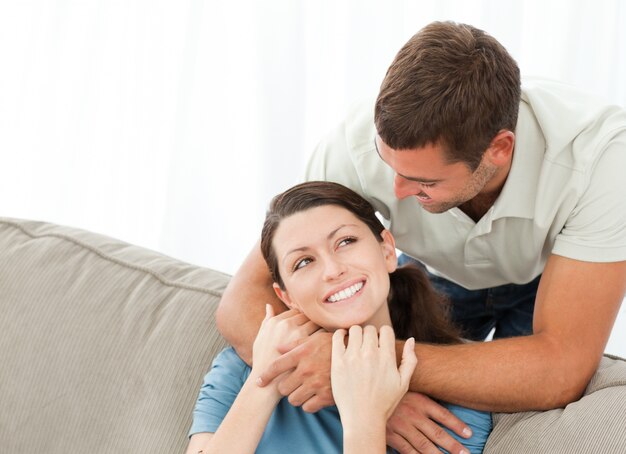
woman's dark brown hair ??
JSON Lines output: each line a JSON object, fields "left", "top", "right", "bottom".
{"left": 260, "top": 181, "right": 461, "bottom": 344}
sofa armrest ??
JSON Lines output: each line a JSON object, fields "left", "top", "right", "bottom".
{"left": 485, "top": 354, "right": 626, "bottom": 453}
{"left": 0, "top": 218, "right": 231, "bottom": 453}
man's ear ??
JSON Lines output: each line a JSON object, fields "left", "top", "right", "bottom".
{"left": 486, "top": 129, "right": 515, "bottom": 166}
{"left": 273, "top": 282, "right": 298, "bottom": 310}
{"left": 380, "top": 229, "right": 398, "bottom": 273}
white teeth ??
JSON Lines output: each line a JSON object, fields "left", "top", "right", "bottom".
{"left": 328, "top": 282, "right": 363, "bottom": 303}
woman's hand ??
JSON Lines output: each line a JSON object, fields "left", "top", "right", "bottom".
{"left": 331, "top": 325, "right": 417, "bottom": 439}
{"left": 192, "top": 306, "right": 318, "bottom": 454}
{"left": 251, "top": 305, "right": 320, "bottom": 393}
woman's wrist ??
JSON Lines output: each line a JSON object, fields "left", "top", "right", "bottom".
{"left": 246, "top": 370, "right": 282, "bottom": 403}
{"left": 342, "top": 416, "right": 387, "bottom": 434}
{"left": 342, "top": 418, "right": 387, "bottom": 453}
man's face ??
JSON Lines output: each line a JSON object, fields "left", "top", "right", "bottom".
{"left": 375, "top": 136, "right": 497, "bottom": 213}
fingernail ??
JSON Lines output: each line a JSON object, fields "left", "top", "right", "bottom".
{"left": 256, "top": 377, "right": 263, "bottom": 386}
{"left": 462, "top": 427, "right": 472, "bottom": 437}
{"left": 460, "top": 450, "right": 470, "bottom": 454}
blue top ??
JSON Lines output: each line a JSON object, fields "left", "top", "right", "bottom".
{"left": 190, "top": 347, "right": 492, "bottom": 453}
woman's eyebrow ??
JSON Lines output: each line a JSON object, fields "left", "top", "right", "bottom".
{"left": 282, "top": 224, "right": 357, "bottom": 263}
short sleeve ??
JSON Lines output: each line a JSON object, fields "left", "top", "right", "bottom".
{"left": 442, "top": 404, "right": 492, "bottom": 454}
{"left": 304, "top": 101, "right": 397, "bottom": 222}
{"left": 188, "top": 347, "right": 248, "bottom": 437}
{"left": 553, "top": 134, "right": 626, "bottom": 262}
{"left": 304, "top": 119, "right": 364, "bottom": 191}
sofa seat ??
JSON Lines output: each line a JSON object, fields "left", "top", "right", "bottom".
{"left": 1, "top": 217, "right": 625, "bottom": 453}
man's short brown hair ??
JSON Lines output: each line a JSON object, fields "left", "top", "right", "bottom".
{"left": 375, "top": 21, "right": 521, "bottom": 170}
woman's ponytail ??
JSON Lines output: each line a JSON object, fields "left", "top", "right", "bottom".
{"left": 388, "top": 265, "right": 462, "bottom": 344}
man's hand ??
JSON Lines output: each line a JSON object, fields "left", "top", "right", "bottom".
{"left": 257, "top": 329, "right": 334, "bottom": 412}
{"left": 251, "top": 306, "right": 319, "bottom": 390}
{"left": 386, "top": 392, "right": 472, "bottom": 454}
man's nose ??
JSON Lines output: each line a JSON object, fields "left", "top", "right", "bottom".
{"left": 394, "top": 175, "right": 418, "bottom": 200}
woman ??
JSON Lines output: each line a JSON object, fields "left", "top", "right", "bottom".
{"left": 187, "top": 181, "right": 492, "bottom": 453}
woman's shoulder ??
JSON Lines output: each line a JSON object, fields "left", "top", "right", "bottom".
{"left": 213, "top": 346, "right": 245, "bottom": 364}
{"left": 206, "top": 347, "right": 252, "bottom": 382}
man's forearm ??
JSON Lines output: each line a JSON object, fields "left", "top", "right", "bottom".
{"left": 403, "top": 333, "right": 595, "bottom": 413}
{"left": 215, "top": 241, "right": 286, "bottom": 364}
{"left": 215, "top": 291, "right": 267, "bottom": 365}
{"left": 406, "top": 257, "right": 625, "bottom": 413}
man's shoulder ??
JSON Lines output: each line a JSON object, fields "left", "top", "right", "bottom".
{"left": 307, "top": 98, "right": 383, "bottom": 175}
{"left": 305, "top": 98, "right": 396, "bottom": 218}
{"left": 521, "top": 77, "right": 622, "bottom": 123}
{"left": 340, "top": 98, "right": 377, "bottom": 156}
{"left": 520, "top": 77, "right": 626, "bottom": 167}
{"left": 308, "top": 99, "right": 376, "bottom": 162}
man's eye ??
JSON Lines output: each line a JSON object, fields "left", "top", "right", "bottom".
{"left": 294, "top": 257, "right": 313, "bottom": 271}
{"left": 420, "top": 182, "right": 436, "bottom": 188}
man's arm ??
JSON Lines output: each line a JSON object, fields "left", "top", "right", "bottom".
{"left": 215, "top": 240, "right": 286, "bottom": 365}
{"left": 260, "top": 254, "right": 625, "bottom": 411}
{"left": 405, "top": 255, "right": 626, "bottom": 412}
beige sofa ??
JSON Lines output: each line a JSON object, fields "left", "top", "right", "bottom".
{"left": 1, "top": 217, "right": 625, "bottom": 453}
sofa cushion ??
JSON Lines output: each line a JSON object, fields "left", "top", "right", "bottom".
{"left": 0, "top": 218, "right": 230, "bottom": 453}
{"left": 485, "top": 354, "right": 626, "bottom": 453}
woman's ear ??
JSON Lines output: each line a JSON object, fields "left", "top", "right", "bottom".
{"left": 380, "top": 229, "right": 398, "bottom": 273}
{"left": 273, "top": 282, "right": 298, "bottom": 310}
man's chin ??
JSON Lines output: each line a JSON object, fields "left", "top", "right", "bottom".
{"left": 418, "top": 201, "right": 455, "bottom": 214}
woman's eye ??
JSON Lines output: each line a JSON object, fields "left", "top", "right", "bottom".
{"left": 294, "top": 257, "right": 313, "bottom": 271}
{"left": 338, "top": 237, "right": 356, "bottom": 248}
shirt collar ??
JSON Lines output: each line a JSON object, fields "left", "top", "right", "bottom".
{"left": 491, "top": 100, "right": 546, "bottom": 220}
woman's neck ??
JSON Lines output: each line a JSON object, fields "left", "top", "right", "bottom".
{"left": 362, "top": 304, "right": 393, "bottom": 330}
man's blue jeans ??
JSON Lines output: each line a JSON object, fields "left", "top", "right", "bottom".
{"left": 397, "top": 254, "right": 539, "bottom": 341}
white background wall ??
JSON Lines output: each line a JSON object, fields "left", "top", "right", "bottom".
{"left": 0, "top": 0, "right": 624, "bottom": 355}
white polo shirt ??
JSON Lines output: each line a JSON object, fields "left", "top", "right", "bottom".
{"left": 305, "top": 78, "right": 626, "bottom": 289}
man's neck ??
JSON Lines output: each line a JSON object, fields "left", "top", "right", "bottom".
{"left": 460, "top": 159, "right": 512, "bottom": 223}
{"left": 459, "top": 193, "right": 499, "bottom": 223}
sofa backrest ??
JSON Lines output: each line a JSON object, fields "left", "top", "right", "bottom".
{"left": 0, "top": 218, "right": 230, "bottom": 453}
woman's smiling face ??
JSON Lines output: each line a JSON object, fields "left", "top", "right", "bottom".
{"left": 271, "top": 204, "right": 397, "bottom": 331}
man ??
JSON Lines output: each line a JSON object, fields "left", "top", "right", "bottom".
{"left": 216, "top": 21, "right": 626, "bottom": 454}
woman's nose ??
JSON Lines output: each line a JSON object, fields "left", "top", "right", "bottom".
{"left": 322, "top": 257, "right": 346, "bottom": 281}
